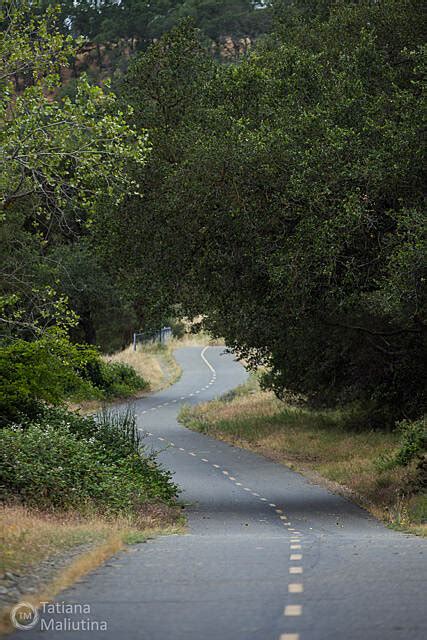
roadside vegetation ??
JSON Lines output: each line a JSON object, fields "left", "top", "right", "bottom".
{"left": 180, "top": 379, "right": 426, "bottom": 535}
{"left": 0, "top": 408, "right": 182, "bottom": 630}
{"left": 0, "top": 502, "right": 182, "bottom": 635}
{"left": 106, "top": 342, "right": 181, "bottom": 394}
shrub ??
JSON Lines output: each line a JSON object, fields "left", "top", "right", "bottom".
{"left": 0, "top": 332, "right": 148, "bottom": 426}
{"left": 0, "top": 408, "right": 177, "bottom": 513}
{"left": 79, "top": 359, "right": 148, "bottom": 399}
{"left": 170, "top": 320, "right": 186, "bottom": 340}
{"left": 394, "top": 418, "right": 426, "bottom": 468}
{"left": 0, "top": 331, "right": 98, "bottom": 425}
{"left": 376, "top": 417, "right": 426, "bottom": 486}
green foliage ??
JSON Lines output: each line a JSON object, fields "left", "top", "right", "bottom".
{"left": 0, "top": 408, "right": 177, "bottom": 512}
{"left": 1, "top": 1, "right": 149, "bottom": 345}
{"left": 396, "top": 417, "right": 427, "bottom": 467}
{"left": 80, "top": 360, "right": 148, "bottom": 399}
{"left": 394, "top": 418, "right": 426, "bottom": 468}
{"left": 0, "top": 330, "right": 147, "bottom": 425}
{"left": 375, "top": 416, "right": 426, "bottom": 497}
{"left": 52, "top": 241, "right": 138, "bottom": 351}
{"left": 44, "top": 0, "right": 272, "bottom": 56}
{"left": 116, "top": 0, "right": 426, "bottom": 422}
{"left": 94, "top": 22, "right": 215, "bottom": 330}
{"left": 0, "top": 330, "right": 98, "bottom": 424}
{"left": 170, "top": 319, "right": 186, "bottom": 340}
{"left": 1, "top": 2, "right": 148, "bottom": 225}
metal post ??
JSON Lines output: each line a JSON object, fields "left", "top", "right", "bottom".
{"left": 133, "top": 333, "right": 137, "bottom": 352}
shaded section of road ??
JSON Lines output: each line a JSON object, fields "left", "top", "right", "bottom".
{"left": 15, "top": 347, "right": 426, "bottom": 640}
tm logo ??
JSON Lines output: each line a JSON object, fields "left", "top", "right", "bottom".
{"left": 10, "top": 602, "right": 39, "bottom": 631}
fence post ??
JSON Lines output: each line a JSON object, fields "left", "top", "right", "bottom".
{"left": 133, "top": 333, "right": 137, "bottom": 352}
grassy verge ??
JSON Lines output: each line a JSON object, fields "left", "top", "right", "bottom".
{"left": 105, "top": 342, "right": 181, "bottom": 394}
{"left": 179, "top": 378, "right": 426, "bottom": 535}
{"left": 0, "top": 408, "right": 184, "bottom": 633}
{"left": 0, "top": 504, "right": 183, "bottom": 635}
{"left": 70, "top": 342, "right": 181, "bottom": 413}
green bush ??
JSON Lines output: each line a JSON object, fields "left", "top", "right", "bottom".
{"left": 80, "top": 360, "right": 148, "bottom": 399}
{"left": 0, "top": 331, "right": 98, "bottom": 425}
{"left": 394, "top": 418, "right": 426, "bottom": 467}
{"left": 0, "top": 331, "right": 148, "bottom": 426}
{"left": 0, "top": 408, "right": 177, "bottom": 513}
{"left": 376, "top": 417, "right": 426, "bottom": 476}
{"left": 170, "top": 320, "right": 185, "bottom": 340}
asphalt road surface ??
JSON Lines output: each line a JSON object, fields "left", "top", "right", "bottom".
{"left": 15, "top": 347, "right": 426, "bottom": 640}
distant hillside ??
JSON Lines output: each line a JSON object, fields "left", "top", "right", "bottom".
{"left": 42, "top": 0, "right": 273, "bottom": 82}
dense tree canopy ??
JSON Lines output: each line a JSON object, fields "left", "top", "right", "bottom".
{"left": 1, "top": 1, "right": 148, "bottom": 348}
{"left": 104, "top": 0, "right": 426, "bottom": 423}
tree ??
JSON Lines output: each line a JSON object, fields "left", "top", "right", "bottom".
{"left": 94, "top": 22, "right": 215, "bottom": 331}
{"left": 0, "top": 0, "right": 149, "bottom": 339}
{"left": 119, "top": 0, "right": 426, "bottom": 422}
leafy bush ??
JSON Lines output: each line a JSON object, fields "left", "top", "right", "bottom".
{"left": 376, "top": 417, "right": 426, "bottom": 479}
{"left": 0, "top": 331, "right": 148, "bottom": 425}
{"left": 0, "top": 408, "right": 177, "bottom": 513}
{"left": 0, "top": 331, "right": 98, "bottom": 425}
{"left": 80, "top": 360, "right": 148, "bottom": 399}
{"left": 394, "top": 418, "right": 426, "bottom": 467}
{"left": 170, "top": 320, "right": 186, "bottom": 340}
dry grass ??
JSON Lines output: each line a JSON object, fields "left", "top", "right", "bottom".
{"left": 70, "top": 329, "right": 223, "bottom": 414}
{"left": 105, "top": 342, "right": 181, "bottom": 393}
{"left": 180, "top": 381, "right": 426, "bottom": 536}
{"left": 169, "top": 331, "right": 225, "bottom": 348}
{"left": 69, "top": 341, "right": 183, "bottom": 413}
{"left": 0, "top": 504, "right": 184, "bottom": 635}
{"left": 0, "top": 504, "right": 182, "bottom": 576}
{"left": 104, "top": 330, "right": 222, "bottom": 392}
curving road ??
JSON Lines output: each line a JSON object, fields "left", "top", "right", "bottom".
{"left": 16, "top": 347, "right": 426, "bottom": 640}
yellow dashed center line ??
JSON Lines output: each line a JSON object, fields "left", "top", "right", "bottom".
{"left": 141, "top": 348, "right": 308, "bottom": 640}
{"left": 284, "top": 605, "right": 302, "bottom": 616}
{"left": 288, "top": 583, "right": 304, "bottom": 593}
